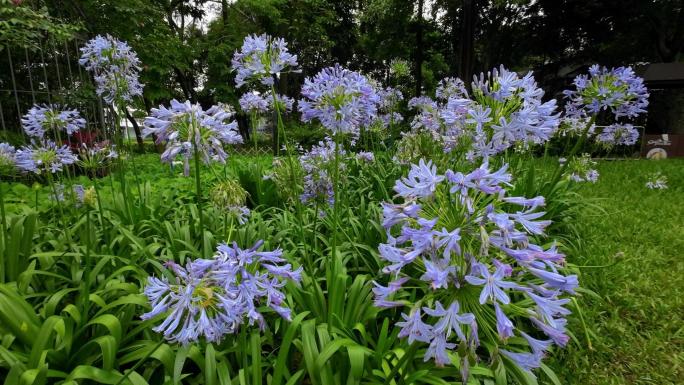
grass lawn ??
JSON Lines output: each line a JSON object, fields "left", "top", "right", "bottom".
{"left": 549, "top": 158, "right": 684, "bottom": 384}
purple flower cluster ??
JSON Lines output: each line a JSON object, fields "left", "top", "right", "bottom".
{"left": 239, "top": 92, "right": 269, "bottom": 114}
{"left": 645, "top": 172, "right": 668, "bottom": 190}
{"left": 0, "top": 143, "right": 16, "bottom": 173}
{"left": 79, "top": 35, "right": 143, "bottom": 104}
{"left": 299, "top": 138, "right": 346, "bottom": 207}
{"left": 468, "top": 66, "right": 560, "bottom": 159}
{"left": 375, "top": 87, "right": 404, "bottom": 128}
{"left": 232, "top": 34, "right": 299, "bottom": 88}
{"left": 143, "top": 100, "right": 243, "bottom": 175}
{"left": 298, "top": 65, "right": 380, "bottom": 136}
{"left": 563, "top": 65, "right": 649, "bottom": 119}
{"left": 435, "top": 77, "right": 468, "bottom": 101}
{"left": 142, "top": 241, "right": 302, "bottom": 344}
{"left": 376, "top": 160, "right": 577, "bottom": 376}
{"left": 76, "top": 141, "right": 119, "bottom": 172}
{"left": 567, "top": 154, "right": 599, "bottom": 183}
{"left": 596, "top": 123, "right": 639, "bottom": 146}
{"left": 21, "top": 104, "right": 86, "bottom": 138}
{"left": 15, "top": 140, "right": 77, "bottom": 174}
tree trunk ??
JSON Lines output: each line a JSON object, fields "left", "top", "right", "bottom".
{"left": 221, "top": 0, "right": 229, "bottom": 25}
{"left": 124, "top": 108, "right": 145, "bottom": 152}
{"left": 459, "top": 0, "right": 476, "bottom": 89}
{"left": 415, "top": 0, "right": 424, "bottom": 97}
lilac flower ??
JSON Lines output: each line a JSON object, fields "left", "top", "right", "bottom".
{"left": 239, "top": 92, "right": 269, "bottom": 114}
{"left": 299, "top": 65, "right": 380, "bottom": 135}
{"left": 397, "top": 309, "right": 434, "bottom": 344}
{"left": 394, "top": 159, "right": 445, "bottom": 198}
{"left": 376, "top": 161, "right": 578, "bottom": 376}
{"left": 424, "top": 333, "right": 456, "bottom": 366}
{"left": 79, "top": 35, "right": 143, "bottom": 104}
{"left": 15, "top": 140, "right": 77, "bottom": 174}
{"left": 142, "top": 241, "right": 301, "bottom": 344}
{"left": 423, "top": 301, "right": 474, "bottom": 341}
{"left": 0, "top": 143, "right": 16, "bottom": 173}
{"left": 299, "top": 138, "right": 345, "bottom": 207}
{"left": 381, "top": 201, "right": 421, "bottom": 230}
{"left": 500, "top": 350, "right": 541, "bottom": 372}
{"left": 435, "top": 77, "right": 468, "bottom": 100}
{"left": 267, "top": 92, "right": 295, "bottom": 113}
{"left": 377, "top": 87, "right": 404, "bottom": 111}
{"left": 520, "top": 331, "right": 553, "bottom": 355}
{"left": 494, "top": 303, "right": 514, "bottom": 340}
{"left": 372, "top": 277, "right": 408, "bottom": 308}
{"left": 232, "top": 34, "right": 299, "bottom": 88}
{"left": 563, "top": 65, "right": 649, "bottom": 119}
{"left": 465, "top": 264, "right": 522, "bottom": 305}
{"left": 22, "top": 104, "right": 86, "bottom": 138}
{"left": 596, "top": 123, "right": 640, "bottom": 146}
{"left": 356, "top": 151, "right": 375, "bottom": 163}
{"left": 420, "top": 258, "right": 456, "bottom": 289}
{"left": 143, "top": 100, "right": 242, "bottom": 175}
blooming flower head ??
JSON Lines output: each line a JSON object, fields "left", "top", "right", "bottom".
{"left": 566, "top": 154, "right": 599, "bottom": 183}
{"left": 356, "top": 151, "right": 375, "bottom": 163}
{"left": 15, "top": 140, "right": 77, "bottom": 174}
{"left": 645, "top": 172, "right": 668, "bottom": 190}
{"left": 79, "top": 35, "right": 143, "bottom": 104}
{"left": 376, "top": 160, "right": 577, "bottom": 378}
{"left": 563, "top": 65, "right": 649, "bottom": 119}
{"left": 143, "top": 100, "right": 243, "bottom": 175}
{"left": 596, "top": 123, "right": 639, "bottom": 146}
{"left": 232, "top": 34, "right": 299, "bottom": 88}
{"left": 22, "top": 104, "right": 86, "bottom": 139}
{"left": 73, "top": 184, "right": 97, "bottom": 208}
{"left": 142, "top": 240, "right": 301, "bottom": 344}
{"left": 0, "top": 143, "right": 16, "bottom": 174}
{"left": 267, "top": 92, "right": 295, "bottom": 113}
{"left": 468, "top": 66, "right": 560, "bottom": 158}
{"left": 77, "top": 141, "right": 118, "bottom": 172}
{"left": 436, "top": 77, "right": 468, "bottom": 101}
{"left": 557, "top": 116, "right": 596, "bottom": 137}
{"left": 239, "top": 92, "right": 269, "bottom": 114}
{"left": 299, "top": 138, "right": 346, "bottom": 208}
{"left": 299, "top": 64, "right": 380, "bottom": 136}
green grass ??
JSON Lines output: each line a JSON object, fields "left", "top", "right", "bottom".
{"left": 549, "top": 159, "right": 684, "bottom": 384}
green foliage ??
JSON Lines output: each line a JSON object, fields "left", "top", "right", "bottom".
{"left": 0, "top": 0, "right": 78, "bottom": 49}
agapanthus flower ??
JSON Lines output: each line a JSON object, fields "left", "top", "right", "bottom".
{"left": 21, "top": 104, "right": 86, "bottom": 139}
{"left": 468, "top": 66, "right": 560, "bottom": 158}
{"left": 356, "top": 151, "right": 375, "bottom": 163}
{"left": 143, "top": 100, "right": 243, "bottom": 175}
{"left": 375, "top": 160, "right": 577, "bottom": 379}
{"left": 566, "top": 154, "right": 599, "bottom": 183}
{"left": 435, "top": 77, "right": 468, "bottom": 100}
{"left": 645, "top": 172, "right": 668, "bottom": 190}
{"left": 0, "top": 143, "right": 16, "bottom": 174}
{"left": 239, "top": 92, "right": 269, "bottom": 114}
{"left": 15, "top": 140, "right": 77, "bottom": 174}
{"left": 73, "top": 184, "right": 97, "bottom": 208}
{"left": 210, "top": 180, "right": 251, "bottom": 224}
{"left": 79, "top": 35, "right": 143, "bottom": 104}
{"left": 299, "top": 138, "right": 346, "bottom": 208}
{"left": 563, "top": 65, "right": 648, "bottom": 119}
{"left": 232, "top": 34, "right": 299, "bottom": 88}
{"left": 77, "top": 141, "right": 118, "bottom": 172}
{"left": 557, "top": 116, "right": 596, "bottom": 137}
{"left": 596, "top": 123, "right": 639, "bottom": 146}
{"left": 299, "top": 64, "right": 380, "bottom": 136}
{"left": 267, "top": 92, "right": 295, "bottom": 113}
{"left": 142, "top": 241, "right": 301, "bottom": 344}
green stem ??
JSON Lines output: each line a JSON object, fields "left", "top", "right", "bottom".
{"left": 82, "top": 209, "right": 91, "bottom": 320}
{"left": 46, "top": 172, "right": 71, "bottom": 245}
{"left": 385, "top": 343, "right": 419, "bottom": 384}
{"left": 192, "top": 142, "right": 206, "bottom": 258}
{"left": 114, "top": 340, "right": 165, "bottom": 385}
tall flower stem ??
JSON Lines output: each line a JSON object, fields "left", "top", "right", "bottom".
{"left": 46, "top": 172, "right": 71, "bottom": 245}
{"left": 81, "top": 209, "right": 92, "bottom": 320}
{"left": 92, "top": 174, "right": 108, "bottom": 248}
{"left": 250, "top": 112, "right": 262, "bottom": 201}
{"left": 121, "top": 105, "right": 144, "bottom": 204}
{"left": 269, "top": 83, "right": 308, "bottom": 260}
{"left": 192, "top": 141, "right": 206, "bottom": 258}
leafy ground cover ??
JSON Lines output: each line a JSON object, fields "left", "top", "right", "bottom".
{"left": 549, "top": 158, "right": 684, "bottom": 385}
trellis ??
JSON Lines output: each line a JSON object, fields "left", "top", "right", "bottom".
{"left": 0, "top": 37, "right": 110, "bottom": 140}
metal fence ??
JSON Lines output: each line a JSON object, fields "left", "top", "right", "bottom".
{"left": 0, "top": 37, "right": 109, "bottom": 139}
